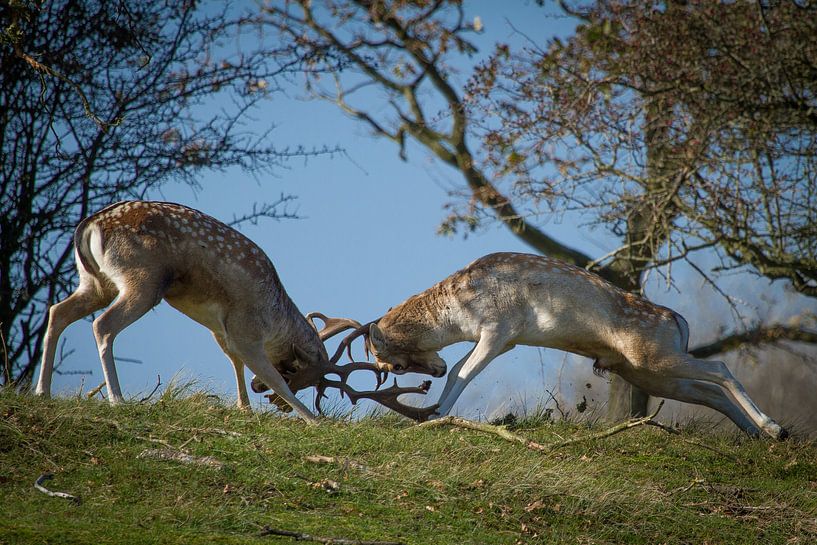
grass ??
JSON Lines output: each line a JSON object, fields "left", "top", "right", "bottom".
{"left": 1, "top": 388, "right": 816, "bottom": 545}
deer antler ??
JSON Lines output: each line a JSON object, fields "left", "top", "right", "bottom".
{"left": 306, "top": 312, "right": 363, "bottom": 342}
{"left": 329, "top": 320, "right": 380, "bottom": 364}
{"left": 316, "top": 376, "right": 439, "bottom": 422}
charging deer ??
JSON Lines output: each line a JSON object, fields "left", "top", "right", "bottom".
{"left": 35, "top": 201, "right": 425, "bottom": 421}
{"left": 337, "top": 252, "right": 787, "bottom": 439}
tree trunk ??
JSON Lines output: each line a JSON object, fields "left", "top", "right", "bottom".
{"left": 606, "top": 375, "right": 649, "bottom": 419}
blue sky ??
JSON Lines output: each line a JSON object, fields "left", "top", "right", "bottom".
{"left": 49, "top": 2, "right": 595, "bottom": 417}
{"left": 48, "top": 2, "right": 816, "bottom": 425}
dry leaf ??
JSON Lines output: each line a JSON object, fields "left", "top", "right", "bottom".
{"left": 524, "top": 499, "right": 546, "bottom": 512}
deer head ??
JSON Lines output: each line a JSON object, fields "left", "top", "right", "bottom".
{"left": 367, "top": 322, "right": 447, "bottom": 377}
{"left": 252, "top": 313, "right": 439, "bottom": 420}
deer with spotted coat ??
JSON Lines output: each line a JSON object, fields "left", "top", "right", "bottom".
{"left": 338, "top": 252, "right": 787, "bottom": 439}
{"left": 35, "top": 201, "right": 426, "bottom": 421}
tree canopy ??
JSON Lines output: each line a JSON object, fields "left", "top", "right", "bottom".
{"left": 0, "top": 1, "right": 315, "bottom": 385}
{"left": 258, "top": 0, "right": 817, "bottom": 417}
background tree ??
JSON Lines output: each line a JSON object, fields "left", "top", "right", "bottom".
{"left": 0, "top": 1, "right": 319, "bottom": 386}
{"left": 259, "top": 0, "right": 816, "bottom": 419}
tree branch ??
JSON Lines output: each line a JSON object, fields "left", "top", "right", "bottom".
{"left": 691, "top": 325, "right": 817, "bottom": 359}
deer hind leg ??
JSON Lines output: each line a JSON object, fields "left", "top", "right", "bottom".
{"left": 232, "top": 343, "right": 317, "bottom": 424}
{"left": 36, "top": 278, "right": 113, "bottom": 397}
{"left": 434, "top": 331, "right": 513, "bottom": 418}
{"left": 651, "top": 357, "right": 785, "bottom": 439}
{"left": 645, "top": 377, "right": 762, "bottom": 436}
{"left": 212, "top": 333, "right": 251, "bottom": 411}
{"left": 91, "top": 282, "right": 164, "bottom": 404}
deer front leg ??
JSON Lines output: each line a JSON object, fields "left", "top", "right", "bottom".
{"left": 434, "top": 331, "right": 512, "bottom": 418}
{"left": 236, "top": 344, "right": 317, "bottom": 424}
{"left": 212, "top": 333, "right": 251, "bottom": 411}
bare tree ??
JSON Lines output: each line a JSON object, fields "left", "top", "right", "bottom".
{"left": 0, "top": 1, "right": 325, "bottom": 386}
{"left": 257, "top": 0, "right": 816, "bottom": 419}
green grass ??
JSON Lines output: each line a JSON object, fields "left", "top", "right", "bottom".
{"left": 1, "top": 389, "right": 816, "bottom": 545}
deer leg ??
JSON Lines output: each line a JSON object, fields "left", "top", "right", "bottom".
{"left": 643, "top": 377, "right": 762, "bottom": 436}
{"left": 234, "top": 344, "right": 317, "bottom": 424}
{"left": 435, "top": 342, "right": 515, "bottom": 415}
{"left": 92, "top": 287, "right": 161, "bottom": 404}
{"left": 436, "top": 346, "right": 476, "bottom": 408}
{"left": 36, "top": 281, "right": 112, "bottom": 397}
{"left": 654, "top": 357, "right": 785, "bottom": 439}
{"left": 434, "top": 331, "right": 511, "bottom": 418}
{"left": 212, "top": 333, "right": 251, "bottom": 411}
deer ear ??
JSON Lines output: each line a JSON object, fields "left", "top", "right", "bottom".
{"left": 368, "top": 323, "right": 386, "bottom": 351}
{"left": 291, "top": 343, "right": 311, "bottom": 363}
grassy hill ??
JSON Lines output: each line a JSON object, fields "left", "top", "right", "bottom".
{"left": 1, "top": 388, "right": 816, "bottom": 545}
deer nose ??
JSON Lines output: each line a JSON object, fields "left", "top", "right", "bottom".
{"left": 432, "top": 367, "right": 446, "bottom": 378}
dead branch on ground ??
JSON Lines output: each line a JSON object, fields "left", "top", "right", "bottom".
{"left": 415, "top": 401, "right": 739, "bottom": 461}
{"left": 258, "top": 526, "right": 403, "bottom": 545}
{"left": 417, "top": 416, "right": 549, "bottom": 452}
{"left": 137, "top": 448, "right": 224, "bottom": 469}
{"left": 304, "top": 454, "right": 371, "bottom": 474}
{"left": 34, "top": 473, "right": 80, "bottom": 504}
{"left": 86, "top": 382, "right": 106, "bottom": 399}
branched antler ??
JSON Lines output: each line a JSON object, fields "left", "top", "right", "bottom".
{"left": 329, "top": 320, "right": 379, "bottom": 363}
{"left": 317, "top": 377, "right": 438, "bottom": 421}
{"left": 261, "top": 314, "right": 436, "bottom": 421}
{"left": 306, "top": 312, "right": 363, "bottom": 342}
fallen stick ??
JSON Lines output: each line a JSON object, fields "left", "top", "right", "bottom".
{"left": 415, "top": 402, "right": 740, "bottom": 461}
{"left": 416, "top": 401, "right": 667, "bottom": 453}
{"left": 34, "top": 473, "right": 81, "bottom": 504}
{"left": 258, "top": 526, "right": 403, "bottom": 545}
{"left": 137, "top": 448, "right": 224, "bottom": 470}
{"left": 86, "top": 381, "right": 106, "bottom": 399}
{"left": 417, "top": 416, "right": 548, "bottom": 452}
{"left": 304, "top": 454, "right": 371, "bottom": 473}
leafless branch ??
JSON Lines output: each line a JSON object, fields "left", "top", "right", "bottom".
{"left": 139, "top": 375, "right": 163, "bottom": 403}
{"left": 34, "top": 473, "right": 81, "bottom": 504}
{"left": 258, "top": 526, "right": 403, "bottom": 545}
{"left": 691, "top": 325, "right": 817, "bottom": 359}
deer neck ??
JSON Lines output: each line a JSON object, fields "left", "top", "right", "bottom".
{"left": 380, "top": 282, "right": 468, "bottom": 351}
{"left": 266, "top": 294, "right": 326, "bottom": 363}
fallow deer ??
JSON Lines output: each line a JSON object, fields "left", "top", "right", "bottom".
{"left": 35, "top": 201, "right": 425, "bottom": 421}
{"left": 337, "top": 252, "right": 787, "bottom": 439}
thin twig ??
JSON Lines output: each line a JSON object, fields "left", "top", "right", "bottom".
{"left": 642, "top": 420, "right": 743, "bottom": 463}
{"left": 34, "top": 473, "right": 81, "bottom": 504}
{"left": 0, "top": 324, "right": 10, "bottom": 385}
{"left": 547, "top": 401, "right": 667, "bottom": 450}
{"left": 417, "top": 416, "right": 549, "bottom": 452}
{"left": 258, "top": 526, "right": 403, "bottom": 545}
{"left": 139, "top": 374, "right": 162, "bottom": 403}
{"left": 544, "top": 388, "right": 566, "bottom": 419}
